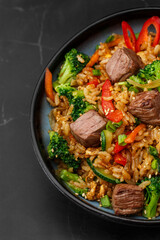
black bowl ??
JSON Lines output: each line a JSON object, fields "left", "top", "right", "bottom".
{"left": 30, "top": 7, "right": 160, "bottom": 226}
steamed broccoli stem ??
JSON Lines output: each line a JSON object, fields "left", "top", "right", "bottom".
{"left": 66, "top": 182, "right": 88, "bottom": 196}
{"left": 142, "top": 176, "right": 160, "bottom": 219}
{"left": 53, "top": 48, "right": 90, "bottom": 90}
{"left": 48, "top": 131, "right": 80, "bottom": 170}
{"left": 59, "top": 169, "right": 88, "bottom": 196}
{"left": 60, "top": 169, "right": 79, "bottom": 182}
{"left": 144, "top": 192, "right": 160, "bottom": 219}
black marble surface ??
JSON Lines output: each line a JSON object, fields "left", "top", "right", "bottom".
{"left": 1, "top": 0, "right": 160, "bottom": 239}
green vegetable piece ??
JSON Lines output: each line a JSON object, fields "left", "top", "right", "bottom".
{"left": 142, "top": 176, "right": 160, "bottom": 219}
{"left": 92, "top": 69, "right": 101, "bottom": 76}
{"left": 66, "top": 182, "right": 88, "bottom": 196}
{"left": 149, "top": 146, "right": 159, "bottom": 158}
{"left": 134, "top": 117, "right": 141, "bottom": 126}
{"left": 60, "top": 169, "right": 79, "bottom": 182}
{"left": 95, "top": 44, "right": 99, "bottom": 50}
{"left": 57, "top": 84, "right": 95, "bottom": 121}
{"left": 129, "top": 60, "right": 160, "bottom": 90}
{"left": 118, "top": 134, "right": 127, "bottom": 146}
{"left": 47, "top": 131, "right": 81, "bottom": 170}
{"left": 151, "top": 159, "right": 158, "bottom": 170}
{"left": 157, "top": 86, "right": 160, "bottom": 92}
{"left": 105, "top": 35, "right": 115, "bottom": 43}
{"left": 135, "top": 32, "right": 139, "bottom": 39}
{"left": 87, "top": 159, "right": 120, "bottom": 184}
{"left": 53, "top": 48, "right": 90, "bottom": 90}
{"left": 100, "top": 194, "right": 111, "bottom": 207}
{"left": 101, "top": 130, "right": 113, "bottom": 151}
{"left": 106, "top": 120, "right": 123, "bottom": 133}
{"left": 101, "top": 131, "right": 106, "bottom": 151}
{"left": 128, "top": 86, "right": 139, "bottom": 93}
{"left": 59, "top": 169, "right": 88, "bottom": 196}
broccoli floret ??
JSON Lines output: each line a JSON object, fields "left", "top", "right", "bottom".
{"left": 130, "top": 60, "right": 160, "bottom": 85}
{"left": 138, "top": 60, "right": 160, "bottom": 81}
{"left": 57, "top": 84, "right": 96, "bottom": 121}
{"left": 59, "top": 169, "right": 88, "bottom": 196}
{"left": 47, "top": 131, "right": 80, "bottom": 170}
{"left": 142, "top": 176, "right": 160, "bottom": 219}
{"left": 53, "top": 48, "right": 90, "bottom": 90}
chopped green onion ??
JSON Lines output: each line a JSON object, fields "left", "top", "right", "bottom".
{"left": 151, "top": 159, "right": 158, "bottom": 170}
{"left": 128, "top": 86, "right": 139, "bottom": 93}
{"left": 105, "top": 35, "right": 114, "bottom": 43}
{"left": 92, "top": 69, "right": 101, "bottom": 76}
{"left": 100, "top": 194, "right": 111, "bottom": 207}
{"left": 113, "top": 120, "right": 123, "bottom": 128}
{"left": 118, "top": 81, "right": 128, "bottom": 86}
{"left": 118, "top": 134, "right": 127, "bottom": 146}
{"left": 149, "top": 146, "right": 159, "bottom": 158}
{"left": 106, "top": 120, "right": 123, "bottom": 133}
{"left": 118, "top": 81, "right": 131, "bottom": 88}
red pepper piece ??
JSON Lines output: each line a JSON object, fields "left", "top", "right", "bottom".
{"left": 114, "top": 131, "right": 131, "bottom": 153}
{"left": 45, "top": 68, "right": 55, "bottom": 102}
{"left": 87, "top": 78, "right": 99, "bottom": 87}
{"left": 114, "top": 152, "right": 127, "bottom": 166}
{"left": 122, "top": 21, "right": 136, "bottom": 51}
{"left": 125, "top": 124, "right": 145, "bottom": 144}
{"left": 107, "top": 110, "right": 123, "bottom": 123}
{"left": 101, "top": 80, "right": 123, "bottom": 123}
{"left": 136, "top": 16, "right": 160, "bottom": 52}
{"left": 114, "top": 142, "right": 127, "bottom": 154}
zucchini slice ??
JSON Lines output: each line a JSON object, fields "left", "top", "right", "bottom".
{"left": 87, "top": 159, "right": 120, "bottom": 184}
{"left": 101, "top": 130, "right": 113, "bottom": 151}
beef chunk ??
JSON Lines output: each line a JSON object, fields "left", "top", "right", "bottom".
{"left": 112, "top": 184, "right": 144, "bottom": 215}
{"left": 70, "top": 110, "right": 106, "bottom": 147}
{"left": 128, "top": 90, "right": 160, "bottom": 125}
{"left": 106, "top": 47, "right": 144, "bottom": 84}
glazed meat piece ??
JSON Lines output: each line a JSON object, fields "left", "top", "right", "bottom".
{"left": 70, "top": 110, "right": 106, "bottom": 147}
{"left": 106, "top": 47, "right": 144, "bottom": 84}
{"left": 128, "top": 90, "right": 160, "bottom": 125}
{"left": 112, "top": 184, "right": 144, "bottom": 215}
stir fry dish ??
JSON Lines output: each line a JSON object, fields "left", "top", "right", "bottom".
{"left": 45, "top": 16, "right": 160, "bottom": 219}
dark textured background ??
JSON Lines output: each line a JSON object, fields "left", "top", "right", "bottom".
{"left": 1, "top": 0, "right": 160, "bottom": 239}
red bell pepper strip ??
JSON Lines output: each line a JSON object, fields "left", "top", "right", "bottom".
{"left": 125, "top": 123, "right": 145, "bottom": 144}
{"left": 45, "top": 68, "right": 55, "bottom": 102}
{"left": 101, "top": 80, "right": 123, "bottom": 122}
{"left": 114, "top": 142, "right": 127, "bottom": 154}
{"left": 122, "top": 21, "right": 136, "bottom": 52}
{"left": 114, "top": 152, "right": 127, "bottom": 166}
{"left": 87, "top": 78, "right": 99, "bottom": 87}
{"left": 136, "top": 16, "right": 160, "bottom": 52}
{"left": 107, "top": 110, "right": 123, "bottom": 123}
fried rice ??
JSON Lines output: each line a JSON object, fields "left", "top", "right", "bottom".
{"left": 47, "top": 32, "right": 160, "bottom": 217}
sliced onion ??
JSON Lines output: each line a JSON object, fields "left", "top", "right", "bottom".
{"left": 127, "top": 78, "right": 160, "bottom": 89}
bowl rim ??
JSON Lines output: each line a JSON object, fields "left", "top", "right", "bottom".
{"left": 30, "top": 7, "right": 160, "bottom": 226}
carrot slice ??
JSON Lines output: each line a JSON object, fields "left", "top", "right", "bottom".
{"left": 86, "top": 50, "right": 99, "bottom": 67}
{"left": 45, "top": 68, "right": 55, "bottom": 102}
{"left": 107, "top": 38, "right": 122, "bottom": 48}
{"left": 125, "top": 124, "right": 145, "bottom": 144}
